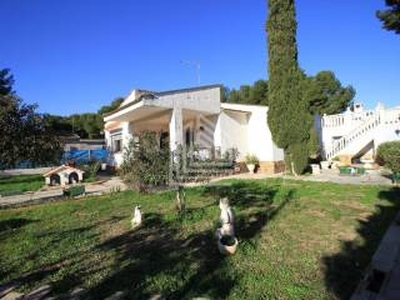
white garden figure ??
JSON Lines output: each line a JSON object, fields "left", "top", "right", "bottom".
{"left": 216, "top": 197, "right": 235, "bottom": 238}
{"left": 131, "top": 205, "right": 142, "bottom": 229}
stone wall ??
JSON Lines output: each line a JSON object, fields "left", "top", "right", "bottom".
{"left": 258, "top": 161, "right": 285, "bottom": 174}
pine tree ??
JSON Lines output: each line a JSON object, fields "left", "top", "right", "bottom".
{"left": 377, "top": 0, "right": 400, "bottom": 35}
{"left": 266, "top": 0, "right": 310, "bottom": 174}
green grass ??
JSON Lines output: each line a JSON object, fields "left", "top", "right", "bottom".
{"left": 0, "top": 175, "right": 44, "bottom": 196}
{"left": 0, "top": 179, "right": 399, "bottom": 299}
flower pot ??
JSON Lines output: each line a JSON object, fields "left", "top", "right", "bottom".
{"left": 217, "top": 236, "right": 238, "bottom": 255}
{"left": 246, "top": 164, "right": 255, "bottom": 174}
{"left": 320, "top": 161, "right": 331, "bottom": 170}
{"left": 331, "top": 161, "right": 340, "bottom": 170}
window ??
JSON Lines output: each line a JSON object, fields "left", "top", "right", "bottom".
{"left": 113, "top": 139, "right": 122, "bottom": 152}
{"left": 110, "top": 130, "right": 123, "bottom": 153}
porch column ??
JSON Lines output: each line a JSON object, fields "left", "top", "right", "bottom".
{"left": 169, "top": 107, "right": 183, "bottom": 152}
{"left": 122, "top": 121, "right": 134, "bottom": 151}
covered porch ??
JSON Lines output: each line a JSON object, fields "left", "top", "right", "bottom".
{"left": 104, "top": 103, "right": 219, "bottom": 166}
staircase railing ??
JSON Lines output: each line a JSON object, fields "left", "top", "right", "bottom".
{"left": 324, "top": 114, "right": 381, "bottom": 160}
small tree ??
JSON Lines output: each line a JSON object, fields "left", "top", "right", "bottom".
{"left": 120, "top": 131, "right": 170, "bottom": 191}
{"left": 0, "top": 69, "right": 62, "bottom": 169}
{"left": 376, "top": 141, "right": 400, "bottom": 173}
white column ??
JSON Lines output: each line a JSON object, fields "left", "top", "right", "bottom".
{"left": 104, "top": 130, "right": 111, "bottom": 149}
{"left": 122, "top": 121, "right": 133, "bottom": 151}
{"left": 169, "top": 108, "right": 183, "bottom": 152}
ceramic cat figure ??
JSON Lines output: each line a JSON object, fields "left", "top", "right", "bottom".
{"left": 219, "top": 197, "right": 234, "bottom": 224}
{"left": 131, "top": 205, "right": 142, "bottom": 229}
{"left": 218, "top": 197, "right": 235, "bottom": 236}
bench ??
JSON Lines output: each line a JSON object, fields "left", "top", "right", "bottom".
{"left": 393, "top": 173, "right": 400, "bottom": 184}
{"left": 63, "top": 185, "right": 85, "bottom": 197}
{"left": 339, "top": 166, "right": 366, "bottom": 176}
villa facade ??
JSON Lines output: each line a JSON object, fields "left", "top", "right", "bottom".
{"left": 103, "top": 85, "right": 284, "bottom": 173}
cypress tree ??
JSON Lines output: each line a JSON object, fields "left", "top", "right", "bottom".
{"left": 266, "top": 0, "right": 310, "bottom": 174}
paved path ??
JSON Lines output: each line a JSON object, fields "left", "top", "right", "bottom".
{"left": 201, "top": 168, "right": 394, "bottom": 186}
{"left": 0, "top": 177, "right": 127, "bottom": 209}
{"left": 1, "top": 168, "right": 394, "bottom": 208}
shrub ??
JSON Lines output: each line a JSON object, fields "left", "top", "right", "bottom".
{"left": 376, "top": 141, "right": 400, "bottom": 173}
{"left": 79, "top": 160, "right": 101, "bottom": 181}
{"left": 245, "top": 153, "right": 259, "bottom": 165}
{"left": 120, "top": 131, "right": 170, "bottom": 191}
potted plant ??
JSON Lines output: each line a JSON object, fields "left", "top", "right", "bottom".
{"left": 320, "top": 160, "right": 331, "bottom": 170}
{"left": 217, "top": 234, "right": 238, "bottom": 255}
{"left": 245, "top": 153, "right": 259, "bottom": 173}
{"left": 331, "top": 156, "right": 341, "bottom": 169}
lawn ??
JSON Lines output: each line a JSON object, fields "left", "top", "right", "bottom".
{"left": 0, "top": 175, "right": 44, "bottom": 196}
{"left": 0, "top": 179, "right": 399, "bottom": 299}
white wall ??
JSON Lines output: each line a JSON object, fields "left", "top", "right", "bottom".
{"left": 217, "top": 110, "right": 248, "bottom": 160}
{"left": 247, "top": 107, "right": 284, "bottom": 162}
{"left": 149, "top": 86, "right": 221, "bottom": 115}
{"left": 375, "top": 123, "right": 400, "bottom": 148}
{"left": 218, "top": 103, "right": 284, "bottom": 162}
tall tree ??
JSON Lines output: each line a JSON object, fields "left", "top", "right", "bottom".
{"left": 267, "top": 0, "right": 310, "bottom": 174}
{"left": 377, "top": 0, "right": 400, "bottom": 34}
{"left": 0, "top": 69, "right": 14, "bottom": 96}
{"left": 304, "top": 71, "right": 356, "bottom": 115}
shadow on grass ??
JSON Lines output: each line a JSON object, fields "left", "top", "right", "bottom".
{"left": 204, "top": 181, "right": 295, "bottom": 240}
{"left": 1, "top": 181, "right": 293, "bottom": 298}
{"left": 0, "top": 218, "right": 38, "bottom": 235}
{"left": 86, "top": 181, "right": 293, "bottom": 299}
{"left": 323, "top": 187, "right": 400, "bottom": 299}
{"left": 89, "top": 212, "right": 234, "bottom": 299}
{"left": 0, "top": 216, "right": 123, "bottom": 292}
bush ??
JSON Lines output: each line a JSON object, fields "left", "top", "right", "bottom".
{"left": 245, "top": 153, "right": 259, "bottom": 165}
{"left": 120, "top": 131, "right": 170, "bottom": 191}
{"left": 376, "top": 141, "right": 400, "bottom": 173}
{"left": 78, "top": 160, "right": 100, "bottom": 182}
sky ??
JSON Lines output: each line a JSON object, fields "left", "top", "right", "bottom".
{"left": 1, "top": 0, "right": 399, "bottom": 116}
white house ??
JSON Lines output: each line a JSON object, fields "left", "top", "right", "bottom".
{"left": 103, "top": 85, "right": 285, "bottom": 173}
{"left": 320, "top": 102, "right": 400, "bottom": 164}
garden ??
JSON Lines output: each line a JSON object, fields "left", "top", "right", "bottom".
{"left": 1, "top": 179, "right": 399, "bottom": 299}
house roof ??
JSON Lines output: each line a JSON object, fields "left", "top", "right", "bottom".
{"left": 103, "top": 84, "right": 223, "bottom": 118}
{"left": 42, "top": 165, "right": 84, "bottom": 177}
{"left": 221, "top": 102, "right": 268, "bottom": 113}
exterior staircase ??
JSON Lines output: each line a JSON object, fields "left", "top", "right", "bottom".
{"left": 324, "top": 113, "right": 381, "bottom": 161}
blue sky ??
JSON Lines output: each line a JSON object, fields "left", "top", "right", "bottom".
{"left": 1, "top": 0, "right": 399, "bottom": 115}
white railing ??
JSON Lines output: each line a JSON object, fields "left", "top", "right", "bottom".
{"left": 324, "top": 114, "right": 381, "bottom": 160}
{"left": 322, "top": 110, "right": 376, "bottom": 128}
{"left": 382, "top": 108, "right": 400, "bottom": 125}
{"left": 322, "top": 115, "right": 346, "bottom": 128}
